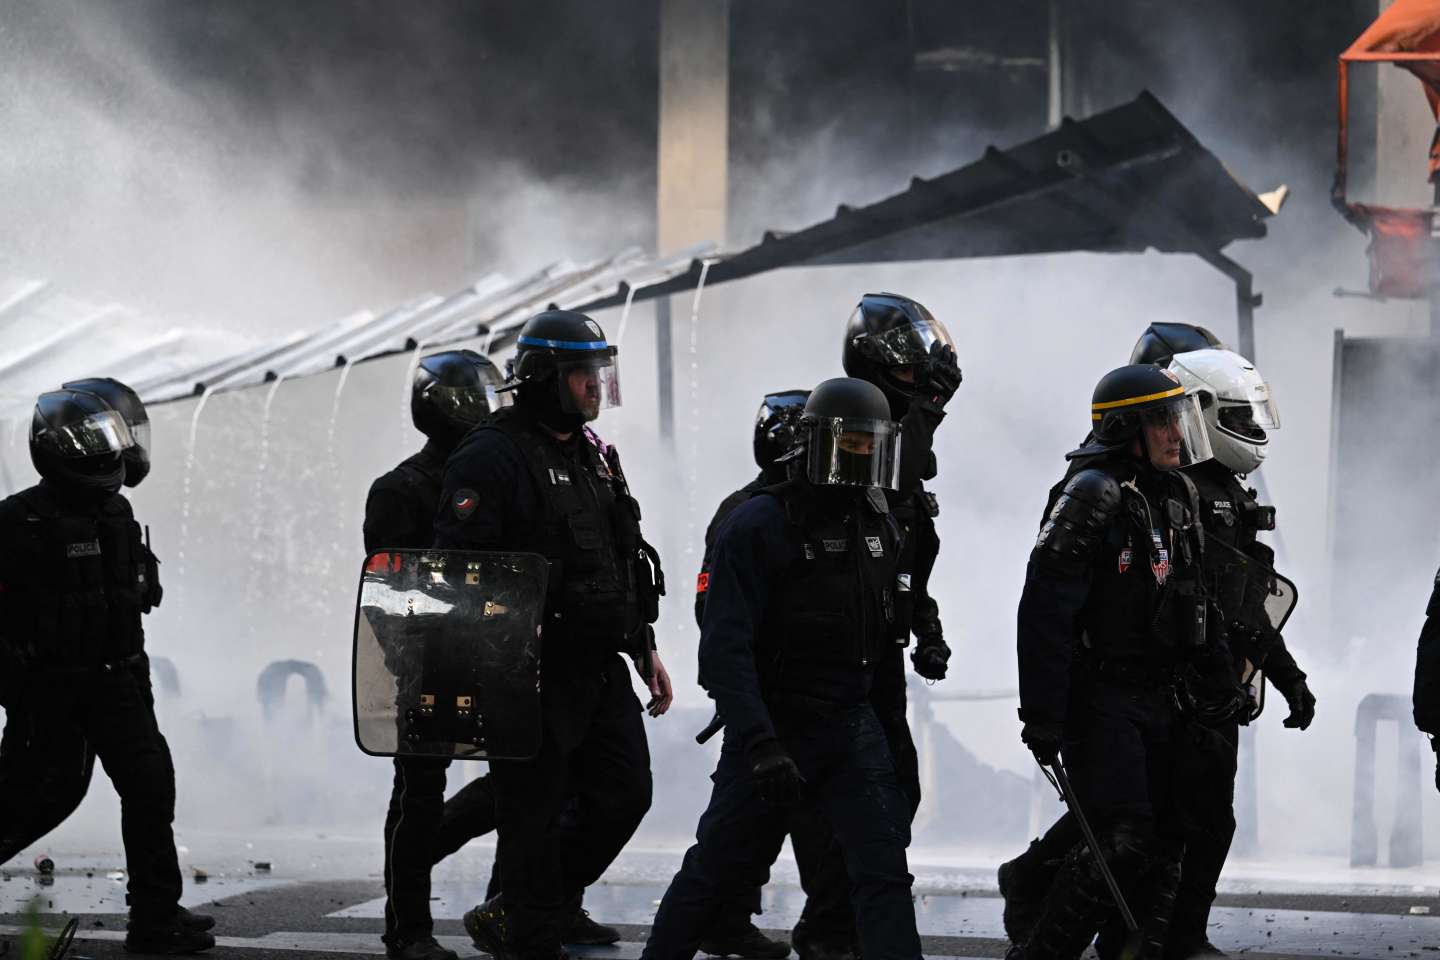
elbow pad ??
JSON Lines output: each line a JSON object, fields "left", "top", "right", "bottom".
{"left": 1032, "top": 468, "right": 1121, "bottom": 575}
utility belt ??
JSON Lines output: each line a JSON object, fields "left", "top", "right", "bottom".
{"left": 1078, "top": 652, "right": 1181, "bottom": 690}
{"left": 765, "top": 690, "right": 864, "bottom": 723}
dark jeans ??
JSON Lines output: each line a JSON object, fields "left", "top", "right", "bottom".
{"left": 0, "top": 667, "right": 181, "bottom": 920}
{"left": 491, "top": 654, "right": 652, "bottom": 953}
{"left": 643, "top": 703, "right": 919, "bottom": 960}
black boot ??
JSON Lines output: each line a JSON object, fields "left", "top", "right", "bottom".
{"left": 386, "top": 935, "right": 460, "bottom": 960}
{"left": 790, "top": 919, "right": 857, "bottom": 960}
{"left": 999, "top": 837, "right": 1068, "bottom": 946}
{"left": 124, "top": 912, "right": 216, "bottom": 955}
{"left": 559, "top": 906, "right": 620, "bottom": 946}
{"left": 175, "top": 906, "right": 215, "bottom": 932}
{"left": 700, "top": 920, "right": 792, "bottom": 959}
{"left": 463, "top": 900, "right": 507, "bottom": 956}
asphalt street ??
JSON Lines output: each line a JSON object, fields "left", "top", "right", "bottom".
{"left": 3, "top": 842, "right": 1439, "bottom": 960}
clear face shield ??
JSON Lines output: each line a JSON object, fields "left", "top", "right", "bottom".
{"left": 1215, "top": 388, "right": 1279, "bottom": 444}
{"left": 1136, "top": 395, "right": 1212, "bottom": 470}
{"left": 849, "top": 317, "right": 955, "bottom": 376}
{"left": 36, "top": 409, "right": 136, "bottom": 460}
{"left": 129, "top": 419, "right": 152, "bottom": 459}
{"left": 805, "top": 417, "right": 903, "bottom": 489}
{"left": 556, "top": 350, "right": 621, "bottom": 422}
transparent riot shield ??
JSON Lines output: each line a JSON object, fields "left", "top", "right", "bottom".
{"left": 1209, "top": 538, "right": 1298, "bottom": 722}
{"left": 352, "top": 549, "right": 547, "bottom": 760}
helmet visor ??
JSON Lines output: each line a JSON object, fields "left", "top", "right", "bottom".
{"left": 805, "top": 417, "right": 902, "bottom": 489}
{"left": 556, "top": 352, "right": 621, "bottom": 419}
{"left": 130, "top": 420, "right": 152, "bottom": 458}
{"left": 850, "top": 318, "right": 954, "bottom": 368}
{"left": 37, "top": 409, "right": 135, "bottom": 459}
{"left": 424, "top": 383, "right": 507, "bottom": 429}
{"left": 1135, "top": 395, "right": 1212, "bottom": 469}
{"left": 1216, "top": 402, "right": 1272, "bottom": 443}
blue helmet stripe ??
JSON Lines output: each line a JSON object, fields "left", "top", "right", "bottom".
{"left": 517, "top": 335, "right": 609, "bottom": 351}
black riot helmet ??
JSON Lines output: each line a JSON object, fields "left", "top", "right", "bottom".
{"left": 1129, "top": 322, "right": 1224, "bottom": 367}
{"left": 62, "top": 377, "right": 150, "bottom": 487}
{"left": 30, "top": 389, "right": 136, "bottom": 494}
{"left": 412, "top": 350, "right": 509, "bottom": 447}
{"left": 841, "top": 292, "right": 956, "bottom": 414}
{"left": 1069, "top": 364, "right": 1212, "bottom": 470}
{"left": 753, "top": 389, "right": 810, "bottom": 477}
{"left": 506, "top": 310, "right": 620, "bottom": 433}
{"left": 800, "top": 378, "right": 902, "bottom": 490}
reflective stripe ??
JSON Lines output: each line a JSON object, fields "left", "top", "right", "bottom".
{"left": 517, "top": 335, "right": 608, "bottom": 350}
{"left": 1090, "top": 386, "right": 1185, "bottom": 411}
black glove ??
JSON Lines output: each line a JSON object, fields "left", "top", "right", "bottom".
{"left": 1278, "top": 676, "right": 1316, "bottom": 730}
{"left": 1021, "top": 721, "right": 1064, "bottom": 766}
{"left": 911, "top": 635, "right": 951, "bottom": 681}
{"left": 916, "top": 342, "right": 962, "bottom": 412}
{"left": 747, "top": 739, "right": 803, "bottom": 805}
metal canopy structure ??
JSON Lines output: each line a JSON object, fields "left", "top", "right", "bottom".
{"left": 3, "top": 91, "right": 1278, "bottom": 411}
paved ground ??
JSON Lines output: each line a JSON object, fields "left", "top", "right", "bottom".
{"left": 3, "top": 838, "right": 1439, "bottom": 960}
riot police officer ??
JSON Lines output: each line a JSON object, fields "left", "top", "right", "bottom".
{"left": 691, "top": 390, "right": 809, "bottom": 960}
{"left": 435, "top": 311, "right": 671, "bottom": 960}
{"left": 0, "top": 388, "right": 213, "bottom": 954}
{"left": 366, "top": 350, "right": 514, "bottom": 960}
{"left": 1414, "top": 565, "right": 1440, "bottom": 791}
{"left": 782, "top": 294, "right": 960, "bottom": 960}
{"left": 999, "top": 336, "right": 1311, "bottom": 960}
{"left": 643, "top": 377, "right": 922, "bottom": 960}
{"left": 0, "top": 377, "right": 157, "bottom": 867}
{"left": 1011, "top": 364, "right": 1242, "bottom": 960}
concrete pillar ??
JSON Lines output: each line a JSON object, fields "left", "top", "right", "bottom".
{"left": 656, "top": 0, "right": 729, "bottom": 444}
{"left": 658, "top": 0, "right": 729, "bottom": 256}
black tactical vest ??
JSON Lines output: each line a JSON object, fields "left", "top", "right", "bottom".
{"left": 363, "top": 444, "right": 445, "bottom": 553}
{"left": 478, "top": 409, "right": 644, "bottom": 651}
{"left": 0, "top": 483, "right": 152, "bottom": 669}
{"left": 1188, "top": 461, "right": 1271, "bottom": 628}
{"left": 1073, "top": 460, "right": 1207, "bottom": 664}
{"left": 757, "top": 481, "right": 902, "bottom": 706}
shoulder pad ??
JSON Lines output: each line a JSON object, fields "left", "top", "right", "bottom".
{"left": 1031, "top": 468, "right": 1122, "bottom": 574}
{"left": 1063, "top": 467, "right": 1122, "bottom": 503}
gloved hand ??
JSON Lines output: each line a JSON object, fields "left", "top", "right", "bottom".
{"left": 747, "top": 738, "right": 803, "bottom": 805}
{"left": 1278, "top": 676, "right": 1316, "bottom": 730}
{"left": 915, "top": 342, "right": 962, "bottom": 412}
{"left": 910, "top": 635, "right": 951, "bottom": 681}
{"left": 1021, "top": 721, "right": 1064, "bottom": 766}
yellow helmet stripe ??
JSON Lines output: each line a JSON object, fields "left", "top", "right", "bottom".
{"left": 1091, "top": 386, "right": 1185, "bottom": 412}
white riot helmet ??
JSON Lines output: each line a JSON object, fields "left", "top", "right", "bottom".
{"left": 1166, "top": 348, "right": 1279, "bottom": 475}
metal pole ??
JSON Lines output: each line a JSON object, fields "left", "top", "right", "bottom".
{"left": 656, "top": 297, "right": 675, "bottom": 445}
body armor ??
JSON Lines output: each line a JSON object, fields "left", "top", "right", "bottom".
{"left": 477, "top": 408, "right": 658, "bottom": 655}
{"left": 756, "top": 481, "right": 902, "bottom": 707}
{"left": 1038, "top": 457, "right": 1208, "bottom": 665}
{"left": 0, "top": 483, "right": 153, "bottom": 670}
{"left": 1187, "top": 460, "right": 1274, "bottom": 657}
{"left": 363, "top": 444, "right": 445, "bottom": 553}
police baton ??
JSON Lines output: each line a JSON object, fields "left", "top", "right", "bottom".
{"left": 1046, "top": 758, "right": 1142, "bottom": 944}
{"left": 695, "top": 711, "right": 724, "bottom": 745}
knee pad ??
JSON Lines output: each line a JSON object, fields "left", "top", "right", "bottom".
{"left": 1076, "top": 819, "right": 1156, "bottom": 891}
